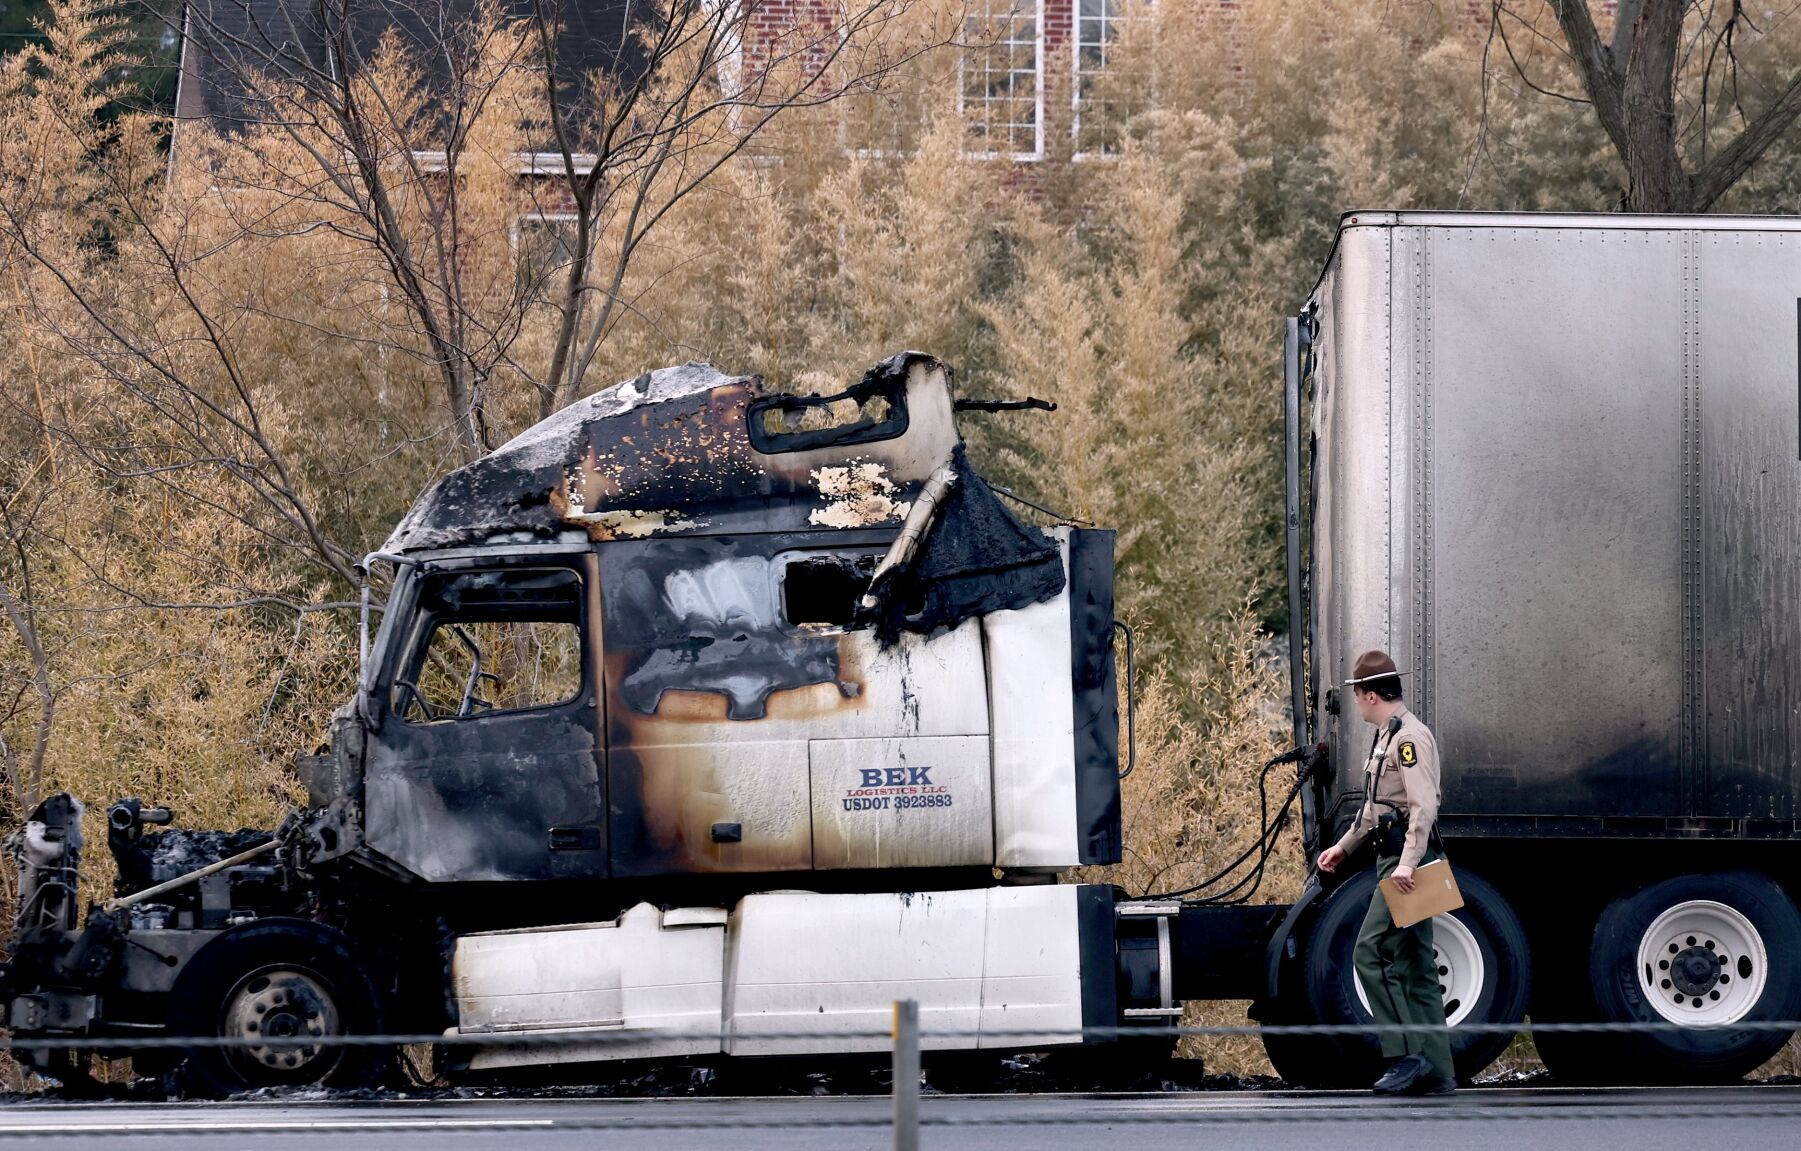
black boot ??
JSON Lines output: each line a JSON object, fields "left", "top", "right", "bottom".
{"left": 1409, "top": 1068, "right": 1457, "bottom": 1096}
{"left": 1371, "top": 1054, "right": 1431, "bottom": 1095}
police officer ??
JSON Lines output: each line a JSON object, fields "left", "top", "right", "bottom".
{"left": 1315, "top": 650, "right": 1455, "bottom": 1097}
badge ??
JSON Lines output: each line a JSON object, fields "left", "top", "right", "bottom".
{"left": 1397, "top": 740, "right": 1418, "bottom": 767}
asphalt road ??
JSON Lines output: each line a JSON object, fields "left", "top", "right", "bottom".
{"left": 1, "top": 1088, "right": 1798, "bottom": 1149}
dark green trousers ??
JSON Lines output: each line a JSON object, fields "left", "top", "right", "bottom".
{"left": 1354, "top": 852, "right": 1454, "bottom": 1079}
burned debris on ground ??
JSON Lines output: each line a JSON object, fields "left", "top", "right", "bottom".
{"left": 7, "top": 1055, "right": 1291, "bottom": 1103}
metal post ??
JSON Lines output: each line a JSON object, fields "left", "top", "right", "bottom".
{"left": 1285, "top": 314, "right": 1324, "bottom": 857}
{"left": 892, "top": 998, "right": 920, "bottom": 1151}
{"left": 1283, "top": 315, "right": 1309, "bottom": 753}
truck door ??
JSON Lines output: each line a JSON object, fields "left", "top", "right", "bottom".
{"left": 364, "top": 554, "right": 606, "bottom": 882}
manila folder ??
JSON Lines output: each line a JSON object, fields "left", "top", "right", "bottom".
{"left": 1380, "top": 859, "right": 1465, "bottom": 929}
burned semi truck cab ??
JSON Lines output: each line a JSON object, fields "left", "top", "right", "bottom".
{"left": 317, "top": 353, "right": 1124, "bottom": 888}
{"left": 6, "top": 353, "right": 1165, "bottom": 1089}
{"left": 342, "top": 531, "right": 1118, "bottom": 885}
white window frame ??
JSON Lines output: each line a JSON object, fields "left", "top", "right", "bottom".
{"left": 1070, "top": 0, "right": 1151, "bottom": 159}
{"left": 956, "top": 0, "right": 1045, "bottom": 162}
{"left": 413, "top": 151, "right": 598, "bottom": 176}
{"left": 511, "top": 211, "right": 585, "bottom": 288}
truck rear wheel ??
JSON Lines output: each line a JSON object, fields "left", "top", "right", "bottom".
{"left": 167, "top": 918, "right": 389, "bottom": 1097}
{"left": 1259, "top": 999, "right": 1336, "bottom": 1088}
{"left": 1264, "top": 866, "right": 1529, "bottom": 1086}
{"left": 1553, "top": 871, "right": 1801, "bottom": 1084}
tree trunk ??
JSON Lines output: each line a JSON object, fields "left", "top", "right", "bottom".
{"left": 1547, "top": 0, "right": 1801, "bottom": 214}
{"left": 1616, "top": 0, "right": 1690, "bottom": 212}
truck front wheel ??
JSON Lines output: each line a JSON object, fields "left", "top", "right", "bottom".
{"left": 167, "top": 918, "right": 390, "bottom": 1097}
{"left": 1566, "top": 871, "right": 1801, "bottom": 1084}
{"left": 1264, "top": 865, "right": 1529, "bottom": 1086}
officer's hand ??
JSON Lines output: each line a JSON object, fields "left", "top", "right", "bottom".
{"left": 1317, "top": 845, "right": 1346, "bottom": 873}
{"left": 1390, "top": 864, "right": 1415, "bottom": 893}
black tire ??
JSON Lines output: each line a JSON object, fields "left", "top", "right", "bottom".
{"left": 1259, "top": 996, "right": 1338, "bottom": 1088}
{"left": 1580, "top": 870, "right": 1801, "bottom": 1084}
{"left": 1526, "top": 959, "right": 1612, "bottom": 1086}
{"left": 167, "top": 918, "right": 389, "bottom": 1097}
{"left": 1265, "top": 865, "right": 1530, "bottom": 1087}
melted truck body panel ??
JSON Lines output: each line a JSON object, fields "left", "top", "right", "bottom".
{"left": 385, "top": 356, "right": 963, "bottom": 552}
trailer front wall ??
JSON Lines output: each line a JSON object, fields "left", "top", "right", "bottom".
{"left": 1309, "top": 223, "right": 1397, "bottom": 816}
{"left": 1309, "top": 215, "right": 1801, "bottom": 833}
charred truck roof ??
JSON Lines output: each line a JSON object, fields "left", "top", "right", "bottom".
{"left": 395, "top": 355, "right": 1005, "bottom": 537}
{"left": 300, "top": 352, "right": 1122, "bottom": 891}
{"left": 381, "top": 352, "right": 1068, "bottom": 641}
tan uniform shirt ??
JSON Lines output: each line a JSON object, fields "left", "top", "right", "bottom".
{"left": 1333, "top": 706, "right": 1442, "bottom": 869}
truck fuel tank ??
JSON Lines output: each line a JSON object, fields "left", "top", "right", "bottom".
{"left": 446, "top": 885, "right": 1120, "bottom": 1071}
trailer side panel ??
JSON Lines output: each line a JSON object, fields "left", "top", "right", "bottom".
{"left": 1310, "top": 214, "right": 1801, "bottom": 836}
{"left": 1700, "top": 231, "right": 1801, "bottom": 819}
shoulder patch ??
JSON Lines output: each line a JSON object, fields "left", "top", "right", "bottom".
{"left": 1397, "top": 740, "right": 1418, "bottom": 767}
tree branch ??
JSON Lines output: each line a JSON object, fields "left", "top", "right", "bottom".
{"left": 1690, "top": 66, "right": 1801, "bottom": 209}
{"left": 1610, "top": 0, "right": 1645, "bottom": 68}
{"left": 0, "top": 571, "right": 54, "bottom": 812}
{"left": 1549, "top": 0, "right": 1630, "bottom": 159}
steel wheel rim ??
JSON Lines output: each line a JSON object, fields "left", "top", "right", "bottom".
{"left": 1635, "top": 899, "right": 1767, "bottom": 1026}
{"left": 1352, "top": 913, "right": 1485, "bottom": 1028}
{"left": 220, "top": 965, "right": 344, "bottom": 1078}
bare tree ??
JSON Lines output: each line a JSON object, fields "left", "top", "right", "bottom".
{"left": 175, "top": 0, "right": 957, "bottom": 456}
{"left": 0, "top": 0, "right": 952, "bottom": 635}
{"left": 1498, "top": 0, "right": 1801, "bottom": 211}
{"left": 1, "top": 0, "right": 363, "bottom": 595}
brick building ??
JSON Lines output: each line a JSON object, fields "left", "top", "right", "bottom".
{"left": 171, "top": 0, "right": 1213, "bottom": 169}
{"left": 169, "top": 0, "right": 1519, "bottom": 270}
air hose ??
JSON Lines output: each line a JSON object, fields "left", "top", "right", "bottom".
{"left": 1138, "top": 746, "right": 1314, "bottom": 905}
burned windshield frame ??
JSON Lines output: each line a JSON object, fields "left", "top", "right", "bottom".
{"left": 358, "top": 554, "right": 414, "bottom": 695}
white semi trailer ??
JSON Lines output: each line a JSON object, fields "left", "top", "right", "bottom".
{"left": 7, "top": 213, "right": 1800, "bottom": 1094}
{"left": 1273, "top": 211, "right": 1801, "bottom": 1086}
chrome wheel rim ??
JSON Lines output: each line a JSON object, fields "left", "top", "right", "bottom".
{"left": 221, "top": 966, "right": 343, "bottom": 1077}
{"left": 1635, "top": 899, "right": 1767, "bottom": 1026}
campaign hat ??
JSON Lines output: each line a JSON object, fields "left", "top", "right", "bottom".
{"left": 1343, "top": 649, "right": 1412, "bottom": 688}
